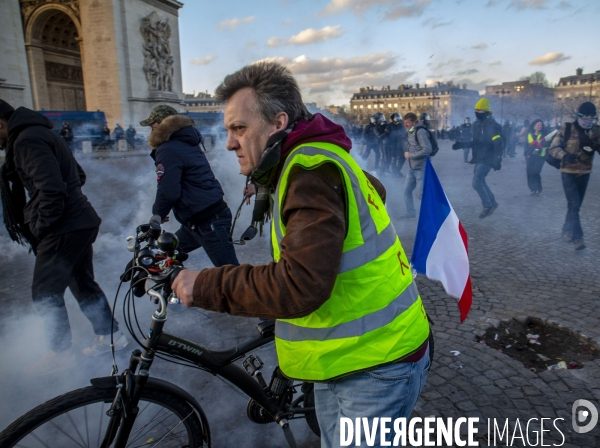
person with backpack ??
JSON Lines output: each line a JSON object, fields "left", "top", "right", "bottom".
{"left": 548, "top": 102, "right": 600, "bottom": 251}
{"left": 452, "top": 98, "right": 503, "bottom": 219}
{"left": 401, "top": 112, "right": 433, "bottom": 219}
{"left": 524, "top": 119, "right": 551, "bottom": 196}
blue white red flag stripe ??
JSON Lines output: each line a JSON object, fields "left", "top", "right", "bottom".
{"left": 410, "top": 158, "right": 472, "bottom": 322}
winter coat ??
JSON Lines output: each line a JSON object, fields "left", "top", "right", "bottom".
{"left": 459, "top": 123, "right": 472, "bottom": 142}
{"left": 469, "top": 117, "right": 503, "bottom": 169}
{"left": 405, "top": 123, "right": 432, "bottom": 170}
{"left": 385, "top": 122, "right": 407, "bottom": 154}
{"left": 149, "top": 114, "right": 226, "bottom": 226}
{"left": 362, "top": 123, "right": 376, "bottom": 143}
{"left": 7, "top": 107, "right": 100, "bottom": 242}
{"left": 548, "top": 121, "right": 600, "bottom": 175}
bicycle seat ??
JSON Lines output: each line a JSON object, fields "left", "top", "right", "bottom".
{"left": 257, "top": 319, "right": 275, "bottom": 338}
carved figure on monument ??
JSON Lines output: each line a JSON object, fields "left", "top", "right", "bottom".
{"left": 140, "top": 11, "right": 173, "bottom": 92}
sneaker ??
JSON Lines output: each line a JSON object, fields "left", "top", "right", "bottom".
{"left": 479, "top": 208, "right": 492, "bottom": 219}
{"left": 488, "top": 203, "right": 499, "bottom": 216}
{"left": 23, "top": 348, "right": 76, "bottom": 375}
{"left": 573, "top": 239, "right": 586, "bottom": 251}
{"left": 562, "top": 232, "right": 573, "bottom": 243}
{"left": 83, "top": 331, "right": 129, "bottom": 356}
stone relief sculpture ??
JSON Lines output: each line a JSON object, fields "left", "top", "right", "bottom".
{"left": 141, "top": 11, "right": 173, "bottom": 92}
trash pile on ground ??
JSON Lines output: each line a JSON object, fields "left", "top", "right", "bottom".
{"left": 476, "top": 318, "right": 598, "bottom": 373}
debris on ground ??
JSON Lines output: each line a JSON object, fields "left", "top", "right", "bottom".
{"left": 476, "top": 317, "right": 599, "bottom": 373}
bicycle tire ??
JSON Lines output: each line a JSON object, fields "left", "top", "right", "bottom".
{"left": 0, "top": 385, "right": 205, "bottom": 447}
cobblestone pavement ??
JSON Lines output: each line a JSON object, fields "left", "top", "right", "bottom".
{"left": 0, "top": 139, "right": 598, "bottom": 447}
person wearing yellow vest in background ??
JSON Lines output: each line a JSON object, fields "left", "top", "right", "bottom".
{"left": 173, "top": 62, "right": 431, "bottom": 447}
{"left": 525, "top": 119, "right": 551, "bottom": 196}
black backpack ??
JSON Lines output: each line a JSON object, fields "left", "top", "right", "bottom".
{"left": 415, "top": 126, "right": 440, "bottom": 156}
{"left": 545, "top": 123, "right": 571, "bottom": 169}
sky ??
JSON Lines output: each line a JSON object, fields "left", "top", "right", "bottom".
{"left": 178, "top": 0, "right": 600, "bottom": 107}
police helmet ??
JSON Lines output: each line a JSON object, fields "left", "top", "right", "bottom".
{"left": 420, "top": 113, "right": 431, "bottom": 122}
{"left": 391, "top": 112, "right": 402, "bottom": 123}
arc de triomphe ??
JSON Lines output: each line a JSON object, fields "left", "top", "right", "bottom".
{"left": 1, "top": 0, "right": 184, "bottom": 130}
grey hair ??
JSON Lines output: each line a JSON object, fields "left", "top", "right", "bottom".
{"left": 215, "top": 62, "right": 312, "bottom": 124}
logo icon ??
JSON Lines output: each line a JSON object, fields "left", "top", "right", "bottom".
{"left": 572, "top": 399, "right": 598, "bottom": 434}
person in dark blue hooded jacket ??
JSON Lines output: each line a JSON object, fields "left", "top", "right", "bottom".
{"left": 141, "top": 105, "right": 238, "bottom": 267}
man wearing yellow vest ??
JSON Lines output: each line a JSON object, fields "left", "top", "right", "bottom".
{"left": 173, "top": 62, "right": 431, "bottom": 447}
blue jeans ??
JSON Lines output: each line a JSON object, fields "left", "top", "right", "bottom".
{"left": 561, "top": 172, "right": 590, "bottom": 241}
{"left": 314, "top": 346, "right": 430, "bottom": 448}
{"left": 404, "top": 167, "right": 424, "bottom": 215}
{"left": 176, "top": 209, "right": 239, "bottom": 267}
{"left": 472, "top": 164, "right": 497, "bottom": 209}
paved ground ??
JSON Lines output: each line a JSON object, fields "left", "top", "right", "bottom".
{"left": 0, "top": 139, "right": 598, "bottom": 447}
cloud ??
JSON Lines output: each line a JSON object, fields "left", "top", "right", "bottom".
{"left": 471, "top": 43, "right": 488, "bottom": 50}
{"left": 190, "top": 55, "right": 217, "bottom": 66}
{"left": 529, "top": 52, "right": 571, "bottom": 65}
{"left": 487, "top": 0, "right": 552, "bottom": 9}
{"left": 267, "top": 37, "right": 286, "bottom": 47}
{"left": 319, "top": 0, "right": 434, "bottom": 19}
{"left": 489, "top": 61, "right": 502, "bottom": 66}
{"left": 267, "top": 25, "right": 345, "bottom": 47}
{"left": 218, "top": 16, "right": 255, "bottom": 30}
{"left": 422, "top": 17, "right": 452, "bottom": 28}
{"left": 428, "top": 58, "right": 463, "bottom": 71}
{"left": 246, "top": 41, "right": 257, "bottom": 48}
{"left": 455, "top": 69, "right": 479, "bottom": 76}
{"left": 252, "top": 52, "right": 412, "bottom": 100}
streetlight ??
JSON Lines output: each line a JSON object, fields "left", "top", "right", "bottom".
{"left": 495, "top": 89, "right": 511, "bottom": 123}
{"left": 427, "top": 94, "right": 441, "bottom": 130}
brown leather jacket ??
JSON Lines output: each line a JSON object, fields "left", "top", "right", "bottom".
{"left": 191, "top": 162, "right": 386, "bottom": 319}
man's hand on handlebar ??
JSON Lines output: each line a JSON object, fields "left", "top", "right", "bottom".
{"left": 171, "top": 270, "right": 200, "bottom": 307}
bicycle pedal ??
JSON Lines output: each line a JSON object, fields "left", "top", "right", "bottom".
{"left": 243, "top": 354, "right": 264, "bottom": 375}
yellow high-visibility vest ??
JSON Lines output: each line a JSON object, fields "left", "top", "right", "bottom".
{"left": 272, "top": 142, "right": 430, "bottom": 381}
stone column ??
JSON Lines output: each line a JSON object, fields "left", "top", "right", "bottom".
{"left": 25, "top": 44, "right": 50, "bottom": 110}
{"left": 78, "top": 0, "right": 124, "bottom": 127}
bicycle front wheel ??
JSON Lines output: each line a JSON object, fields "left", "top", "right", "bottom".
{"left": 0, "top": 385, "right": 205, "bottom": 447}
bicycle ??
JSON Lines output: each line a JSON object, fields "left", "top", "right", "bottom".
{"left": 0, "top": 222, "right": 319, "bottom": 448}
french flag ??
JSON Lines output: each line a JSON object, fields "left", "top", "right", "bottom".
{"left": 410, "top": 158, "right": 472, "bottom": 322}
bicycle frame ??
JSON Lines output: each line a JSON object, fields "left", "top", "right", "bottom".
{"left": 102, "top": 287, "right": 310, "bottom": 448}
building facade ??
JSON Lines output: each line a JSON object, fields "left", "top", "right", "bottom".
{"left": 485, "top": 80, "right": 554, "bottom": 125}
{"left": 183, "top": 92, "right": 224, "bottom": 113}
{"left": 554, "top": 68, "right": 600, "bottom": 124}
{"left": 350, "top": 83, "right": 480, "bottom": 128}
{"left": 0, "top": 0, "right": 184, "bottom": 132}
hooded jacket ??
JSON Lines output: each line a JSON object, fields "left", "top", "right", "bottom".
{"left": 406, "top": 123, "right": 432, "bottom": 170}
{"left": 149, "top": 115, "right": 226, "bottom": 225}
{"left": 190, "top": 114, "right": 385, "bottom": 318}
{"left": 6, "top": 107, "right": 100, "bottom": 242}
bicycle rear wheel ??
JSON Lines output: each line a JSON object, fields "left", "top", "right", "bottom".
{"left": 0, "top": 385, "right": 205, "bottom": 447}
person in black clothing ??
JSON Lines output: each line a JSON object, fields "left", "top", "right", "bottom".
{"left": 126, "top": 124, "right": 136, "bottom": 149}
{"left": 459, "top": 117, "right": 473, "bottom": 163}
{"left": 374, "top": 114, "right": 389, "bottom": 173}
{"left": 59, "top": 122, "right": 74, "bottom": 151}
{"left": 113, "top": 123, "right": 124, "bottom": 142}
{"left": 140, "top": 105, "right": 239, "bottom": 267}
{"left": 100, "top": 124, "right": 111, "bottom": 149}
{"left": 0, "top": 99, "right": 127, "bottom": 375}
{"left": 385, "top": 112, "right": 407, "bottom": 177}
{"left": 362, "top": 115, "right": 379, "bottom": 169}
{"left": 452, "top": 98, "right": 503, "bottom": 219}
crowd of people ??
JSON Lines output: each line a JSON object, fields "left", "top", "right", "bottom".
{"left": 351, "top": 97, "right": 599, "bottom": 251}
{"left": 0, "top": 61, "right": 598, "bottom": 445}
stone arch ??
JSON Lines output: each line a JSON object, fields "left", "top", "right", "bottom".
{"left": 24, "top": 4, "right": 86, "bottom": 111}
